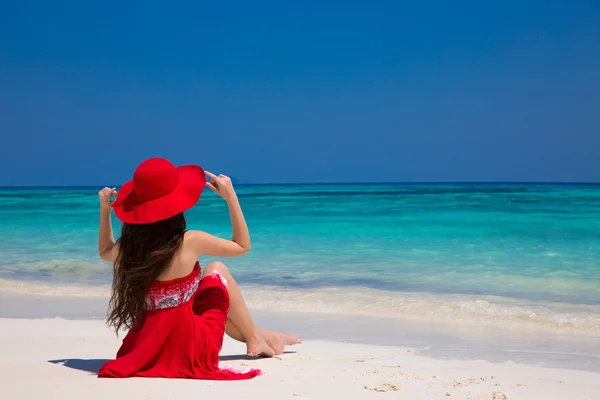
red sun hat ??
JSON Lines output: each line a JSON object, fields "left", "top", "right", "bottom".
{"left": 112, "top": 157, "right": 206, "bottom": 224}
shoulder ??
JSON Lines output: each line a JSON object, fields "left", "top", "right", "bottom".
{"left": 183, "top": 230, "right": 208, "bottom": 253}
{"left": 184, "top": 230, "right": 208, "bottom": 243}
{"left": 183, "top": 230, "right": 248, "bottom": 258}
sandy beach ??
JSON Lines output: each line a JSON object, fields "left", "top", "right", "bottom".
{"left": 1, "top": 293, "right": 600, "bottom": 400}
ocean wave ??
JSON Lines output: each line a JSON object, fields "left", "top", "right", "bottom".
{"left": 0, "top": 279, "right": 110, "bottom": 297}
{"left": 241, "top": 286, "right": 600, "bottom": 335}
{"left": 1, "top": 278, "right": 599, "bottom": 335}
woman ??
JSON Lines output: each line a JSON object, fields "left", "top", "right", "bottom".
{"left": 96, "top": 157, "right": 300, "bottom": 379}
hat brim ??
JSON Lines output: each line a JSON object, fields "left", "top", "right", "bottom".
{"left": 112, "top": 165, "right": 206, "bottom": 224}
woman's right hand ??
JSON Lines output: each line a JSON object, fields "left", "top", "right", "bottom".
{"left": 205, "top": 172, "right": 237, "bottom": 202}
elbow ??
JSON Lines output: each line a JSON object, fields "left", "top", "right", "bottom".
{"left": 239, "top": 244, "right": 251, "bottom": 256}
{"left": 99, "top": 250, "right": 111, "bottom": 262}
{"left": 98, "top": 245, "right": 114, "bottom": 262}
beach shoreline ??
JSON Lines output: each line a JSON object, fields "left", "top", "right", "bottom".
{"left": 2, "top": 290, "right": 600, "bottom": 373}
{"left": 2, "top": 269, "right": 600, "bottom": 399}
{"left": 2, "top": 277, "right": 600, "bottom": 336}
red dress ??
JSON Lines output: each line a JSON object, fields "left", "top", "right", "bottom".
{"left": 98, "top": 262, "right": 261, "bottom": 380}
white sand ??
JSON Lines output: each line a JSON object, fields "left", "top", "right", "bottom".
{"left": 1, "top": 318, "right": 599, "bottom": 400}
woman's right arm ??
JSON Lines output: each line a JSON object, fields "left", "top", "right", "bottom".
{"left": 189, "top": 172, "right": 251, "bottom": 257}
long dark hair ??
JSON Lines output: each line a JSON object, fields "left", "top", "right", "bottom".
{"left": 107, "top": 213, "right": 187, "bottom": 334}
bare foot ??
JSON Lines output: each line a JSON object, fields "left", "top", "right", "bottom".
{"left": 246, "top": 334, "right": 275, "bottom": 357}
{"left": 261, "top": 330, "right": 287, "bottom": 355}
{"left": 280, "top": 332, "right": 302, "bottom": 345}
{"left": 258, "top": 327, "right": 302, "bottom": 346}
{"left": 259, "top": 330, "right": 302, "bottom": 355}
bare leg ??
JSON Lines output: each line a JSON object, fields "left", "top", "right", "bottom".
{"left": 203, "top": 261, "right": 300, "bottom": 356}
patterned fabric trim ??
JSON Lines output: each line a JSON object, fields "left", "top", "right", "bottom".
{"left": 144, "top": 264, "right": 202, "bottom": 310}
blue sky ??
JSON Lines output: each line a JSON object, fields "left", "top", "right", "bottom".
{"left": 1, "top": 1, "right": 599, "bottom": 185}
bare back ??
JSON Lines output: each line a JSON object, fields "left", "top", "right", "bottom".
{"left": 155, "top": 231, "right": 202, "bottom": 281}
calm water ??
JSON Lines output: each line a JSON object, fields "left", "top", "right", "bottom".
{"left": 1, "top": 184, "right": 600, "bottom": 328}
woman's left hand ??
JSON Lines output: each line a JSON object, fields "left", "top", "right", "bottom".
{"left": 98, "top": 187, "right": 117, "bottom": 211}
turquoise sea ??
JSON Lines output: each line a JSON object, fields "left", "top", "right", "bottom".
{"left": 1, "top": 184, "right": 599, "bottom": 332}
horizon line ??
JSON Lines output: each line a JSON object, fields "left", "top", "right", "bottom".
{"left": 1, "top": 181, "right": 600, "bottom": 188}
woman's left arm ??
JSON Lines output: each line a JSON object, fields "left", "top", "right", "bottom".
{"left": 98, "top": 187, "right": 118, "bottom": 262}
